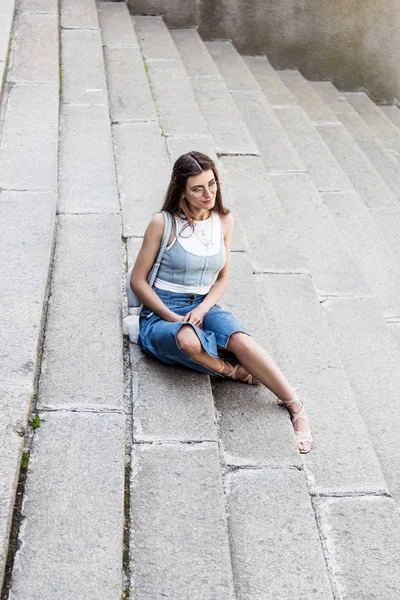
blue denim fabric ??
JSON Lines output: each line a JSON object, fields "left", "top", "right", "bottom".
{"left": 138, "top": 287, "right": 249, "bottom": 376}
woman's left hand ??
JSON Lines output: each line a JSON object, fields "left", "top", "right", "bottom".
{"left": 183, "top": 305, "right": 209, "bottom": 329}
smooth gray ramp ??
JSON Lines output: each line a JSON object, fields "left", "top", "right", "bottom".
{"left": 8, "top": 411, "right": 125, "bottom": 600}
{"left": 130, "top": 443, "right": 235, "bottom": 600}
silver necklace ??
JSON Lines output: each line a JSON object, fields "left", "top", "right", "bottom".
{"left": 193, "top": 214, "right": 214, "bottom": 249}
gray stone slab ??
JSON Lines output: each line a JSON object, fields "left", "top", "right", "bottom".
{"left": 232, "top": 91, "right": 305, "bottom": 172}
{"left": 270, "top": 172, "right": 369, "bottom": 297}
{"left": 60, "top": 0, "right": 99, "bottom": 30}
{"left": 0, "top": 0, "right": 16, "bottom": 63}
{"left": 61, "top": 29, "right": 107, "bottom": 105}
{"left": 254, "top": 273, "right": 387, "bottom": 495}
{"left": 310, "top": 80, "right": 355, "bottom": 116}
{"left": 171, "top": 29, "right": 221, "bottom": 78}
{"left": 130, "top": 443, "right": 235, "bottom": 599}
{"left": 145, "top": 58, "right": 209, "bottom": 137}
{"left": 0, "top": 191, "right": 56, "bottom": 388}
{"left": 0, "top": 61, "right": 5, "bottom": 94}
{"left": 0, "top": 84, "right": 58, "bottom": 191}
{"left": 274, "top": 105, "right": 350, "bottom": 192}
{"left": 314, "top": 496, "right": 400, "bottom": 599}
{"left": 322, "top": 191, "right": 400, "bottom": 318}
{"left": 59, "top": 104, "right": 119, "bottom": 213}
{"left": 226, "top": 470, "right": 333, "bottom": 600}
{"left": 388, "top": 321, "right": 400, "bottom": 349}
{"left": 278, "top": 70, "right": 338, "bottom": 124}
{"left": 244, "top": 55, "right": 295, "bottom": 106}
{"left": 220, "top": 156, "right": 305, "bottom": 272}
{"left": 19, "top": 0, "right": 57, "bottom": 12}
{"left": 113, "top": 121, "right": 171, "bottom": 237}
{"left": 0, "top": 385, "right": 31, "bottom": 586}
{"left": 356, "top": 138, "right": 400, "bottom": 201}
{"left": 381, "top": 104, "right": 400, "bottom": 130}
{"left": 316, "top": 122, "right": 397, "bottom": 209}
{"left": 130, "top": 344, "right": 218, "bottom": 442}
{"left": 98, "top": 1, "right": 138, "bottom": 47}
{"left": 166, "top": 135, "right": 217, "bottom": 165}
{"left": 38, "top": 215, "right": 123, "bottom": 410}
{"left": 9, "top": 411, "right": 125, "bottom": 600}
{"left": 323, "top": 296, "right": 400, "bottom": 504}
{"left": 8, "top": 12, "right": 58, "bottom": 84}
{"left": 206, "top": 41, "right": 259, "bottom": 92}
{"left": 345, "top": 92, "right": 400, "bottom": 153}
{"left": 213, "top": 380, "right": 301, "bottom": 468}
{"left": 134, "top": 15, "right": 180, "bottom": 60}
{"left": 372, "top": 208, "right": 400, "bottom": 261}
{"left": 192, "top": 77, "right": 259, "bottom": 155}
{"left": 104, "top": 46, "right": 157, "bottom": 122}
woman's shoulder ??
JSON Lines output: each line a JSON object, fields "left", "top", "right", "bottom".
{"left": 219, "top": 211, "right": 233, "bottom": 232}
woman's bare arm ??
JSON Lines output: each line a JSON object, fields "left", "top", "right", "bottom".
{"left": 130, "top": 213, "right": 182, "bottom": 322}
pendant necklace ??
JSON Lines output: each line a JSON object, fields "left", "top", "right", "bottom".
{"left": 193, "top": 213, "right": 214, "bottom": 249}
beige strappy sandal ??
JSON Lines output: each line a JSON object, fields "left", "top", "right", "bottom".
{"left": 217, "top": 359, "right": 260, "bottom": 385}
{"left": 278, "top": 396, "right": 313, "bottom": 454}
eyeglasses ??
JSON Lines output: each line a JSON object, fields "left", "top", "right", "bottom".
{"left": 188, "top": 180, "right": 219, "bottom": 199}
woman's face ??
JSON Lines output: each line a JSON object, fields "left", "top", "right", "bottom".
{"left": 183, "top": 169, "right": 217, "bottom": 216}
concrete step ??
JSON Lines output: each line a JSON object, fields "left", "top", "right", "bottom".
{"left": 310, "top": 82, "right": 400, "bottom": 202}
{"left": 381, "top": 104, "right": 400, "bottom": 130}
{"left": 0, "top": 0, "right": 17, "bottom": 97}
{"left": 322, "top": 295, "right": 400, "bottom": 505}
{"left": 344, "top": 91, "right": 400, "bottom": 155}
{"left": 255, "top": 272, "right": 387, "bottom": 496}
{"left": 0, "top": 0, "right": 59, "bottom": 586}
{"left": 206, "top": 41, "right": 304, "bottom": 172}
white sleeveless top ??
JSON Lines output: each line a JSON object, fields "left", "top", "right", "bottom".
{"left": 155, "top": 213, "right": 224, "bottom": 293}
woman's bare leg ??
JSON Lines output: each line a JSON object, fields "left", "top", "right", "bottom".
{"left": 226, "top": 333, "right": 312, "bottom": 452}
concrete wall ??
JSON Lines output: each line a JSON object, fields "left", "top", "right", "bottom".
{"left": 128, "top": 0, "right": 400, "bottom": 103}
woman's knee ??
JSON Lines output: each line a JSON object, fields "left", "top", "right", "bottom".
{"left": 227, "top": 332, "right": 254, "bottom": 353}
{"left": 176, "top": 325, "right": 202, "bottom": 355}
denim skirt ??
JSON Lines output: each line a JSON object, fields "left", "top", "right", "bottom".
{"left": 138, "top": 287, "right": 250, "bottom": 376}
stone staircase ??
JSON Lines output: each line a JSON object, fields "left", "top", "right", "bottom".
{"left": 1, "top": 1, "right": 400, "bottom": 598}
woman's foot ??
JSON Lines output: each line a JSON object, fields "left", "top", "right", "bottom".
{"left": 278, "top": 395, "right": 313, "bottom": 454}
{"left": 217, "top": 359, "right": 260, "bottom": 385}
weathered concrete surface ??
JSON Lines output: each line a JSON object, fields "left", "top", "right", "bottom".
{"left": 372, "top": 208, "right": 400, "bottom": 262}
{"left": 220, "top": 156, "right": 305, "bottom": 272}
{"left": 314, "top": 497, "right": 400, "bottom": 599}
{"left": 0, "top": 84, "right": 58, "bottom": 191}
{"left": 381, "top": 105, "right": 400, "bottom": 131}
{"left": 171, "top": 29, "right": 221, "bottom": 79}
{"left": 61, "top": 29, "right": 107, "bottom": 105}
{"left": 113, "top": 121, "right": 170, "bottom": 236}
{"left": 19, "top": 0, "right": 57, "bottom": 12}
{"left": 206, "top": 41, "right": 259, "bottom": 92}
{"left": 322, "top": 191, "right": 400, "bottom": 318}
{"left": 98, "top": 1, "right": 139, "bottom": 46}
{"left": 134, "top": 15, "right": 180, "bottom": 61}
{"left": 38, "top": 215, "right": 123, "bottom": 410}
{"left": 322, "top": 296, "right": 400, "bottom": 505}
{"left": 0, "top": 191, "right": 56, "bottom": 387}
{"left": 273, "top": 105, "right": 350, "bottom": 192}
{"left": 269, "top": 172, "right": 369, "bottom": 297}
{"left": 316, "top": 123, "right": 397, "bottom": 210}
{"left": 232, "top": 91, "right": 305, "bottom": 172}
{"left": 0, "top": 385, "right": 31, "bottom": 586}
{"left": 104, "top": 46, "right": 157, "bottom": 122}
{"left": 129, "top": 0, "right": 400, "bottom": 102}
{"left": 8, "top": 12, "right": 58, "bottom": 84}
{"left": 0, "top": 0, "right": 16, "bottom": 65}
{"left": 8, "top": 411, "right": 125, "bottom": 600}
{"left": 61, "top": 0, "right": 99, "bottom": 30}
{"left": 279, "top": 70, "right": 338, "bottom": 124}
{"left": 130, "top": 345, "right": 218, "bottom": 442}
{"left": 244, "top": 55, "right": 294, "bottom": 106}
{"left": 255, "top": 273, "right": 387, "bottom": 496}
{"left": 130, "top": 443, "right": 235, "bottom": 599}
{"left": 59, "top": 104, "right": 119, "bottom": 213}
{"left": 345, "top": 92, "right": 400, "bottom": 153}
{"left": 226, "top": 470, "right": 333, "bottom": 599}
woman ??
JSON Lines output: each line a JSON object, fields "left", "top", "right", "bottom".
{"left": 130, "top": 151, "right": 313, "bottom": 453}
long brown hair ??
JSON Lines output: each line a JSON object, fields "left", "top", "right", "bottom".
{"left": 161, "top": 152, "right": 230, "bottom": 234}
